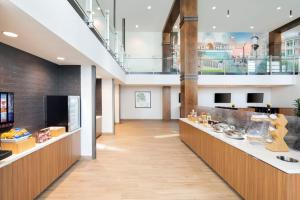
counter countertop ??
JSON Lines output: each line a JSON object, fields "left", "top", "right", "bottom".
{"left": 180, "top": 118, "right": 300, "bottom": 174}
{"left": 0, "top": 128, "right": 81, "bottom": 169}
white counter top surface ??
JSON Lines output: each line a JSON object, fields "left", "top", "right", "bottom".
{"left": 180, "top": 118, "right": 300, "bottom": 174}
{"left": 0, "top": 129, "right": 81, "bottom": 169}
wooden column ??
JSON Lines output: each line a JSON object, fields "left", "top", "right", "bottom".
{"left": 180, "top": 0, "right": 198, "bottom": 117}
{"left": 162, "top": 0, "right": 180, "bottom": 73}
{"left": 162, "top": 33, "right": 172, "bottom": 72}
{"left": 269, "top": 31, "right": 282, "bottom": 57}
{"left": 162, "top": 86, "right": 171, "bottom": 120}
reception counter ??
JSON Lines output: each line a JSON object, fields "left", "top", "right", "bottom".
{"left": 179, "top": 118, "right": 300, "bottom": 200}
{"left": 0, "top": 129, "right": 81, "bottom": 200}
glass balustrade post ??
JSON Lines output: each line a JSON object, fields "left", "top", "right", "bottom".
{"left": 105, "top": 9, "right": 110, "bottom": 49}
{"left": 115, "top": 32, "right": 119, "bottom": 60}
{"left": 86, "top": 0, "right": 93, "bottom": 27}
{"left": 269, "top": 56, "right": 273, "bottom": 75}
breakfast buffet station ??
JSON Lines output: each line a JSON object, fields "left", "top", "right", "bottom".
{"left": 0, "top": 94, "right": 81, "bottom": 200}
{"left": 179, "top": 107, "right": 300, "bottom": 200}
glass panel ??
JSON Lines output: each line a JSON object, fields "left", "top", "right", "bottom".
{"left": 75, "top": 0, "right": 89, "bottom": 14}
{"left": 92, "top": 0, "right": 106, "bottom": 41}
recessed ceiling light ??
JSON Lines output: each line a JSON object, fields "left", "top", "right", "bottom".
{"left": 135, "top": 25, "right": 139, "bottom": 28}
{"left": 250, "top": 26, "right": 254, "bottom": 29}
{"left": 57, "top": 57, "right": 65, "bottom": 61}
{"left": 174, "top": 25, "right": 178, "bottom": 29}
{"left": 147, "top": 5, "right": 152, "bottom": 10}
{"left": 276, "top": 6, "right": 281, "bottom": 10}
{"left": 212, "top": 26, "right": 216, "bottom": 30}
{"left": 2, "top": 31, "right": 18, "bottom": 38}
{"left": 92, "top": 11, "right": 95, "bottom": 15}
{"left": 212, "top": 6, "right": 216, "bottom": 10}
{"left": 97, "top": 7, "right": 100, "bottom": 10}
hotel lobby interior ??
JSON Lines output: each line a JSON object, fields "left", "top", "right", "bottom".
{"left": 0, "top": 0, "right": 300, "bottom": 199}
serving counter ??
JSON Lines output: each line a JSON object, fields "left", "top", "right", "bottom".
{"left": 0, "top": 129, "right": 81, "bottom": 200}
{"left": 179, "top": 118, "right": 300, "bottom": 200}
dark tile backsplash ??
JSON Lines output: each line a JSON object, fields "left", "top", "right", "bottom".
{"left": 0, "top": 43, "right": 81, "bottom": 132}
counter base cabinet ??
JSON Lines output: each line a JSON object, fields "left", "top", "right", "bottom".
{"left": 179, "top": 121, "right": 300, "bottom": 200}
{"left": 0, "top": 131, "right": 81, "bottom": 200}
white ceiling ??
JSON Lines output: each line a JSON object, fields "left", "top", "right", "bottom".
{"left": 198, "top": 0, "right": 300, "bottom": 32}
{"left": 100, "top": 0, "right": 300, "bottom": 32}
{"left": 100, "top": 0, "right": 174, "bottom": 32}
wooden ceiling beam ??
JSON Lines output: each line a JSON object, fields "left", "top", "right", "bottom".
{"left": 271, "top": 17, "right": 300, "bottom": 33}
{"left": 162, "top": 0, "right": 180, "bottom": 34}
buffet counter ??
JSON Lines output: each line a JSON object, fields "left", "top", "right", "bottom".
{"left": 179, "top": 118, "right": 300, "bottom": 200}
{"left": 0, "top": 129, "right": 81, "bottom": 200}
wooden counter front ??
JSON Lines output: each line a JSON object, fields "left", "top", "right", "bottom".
{"left": 0, "top": 130, "right": 81, "bottom": 200}
{"left": 179, "top": 120, "right": 300, "bottom": 200}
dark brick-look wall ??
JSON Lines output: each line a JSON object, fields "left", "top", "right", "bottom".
{"left": 0, "top": 43, "right": 80, "bottom": 132}
{"left": 96, "top": 79, "right": 102, "bottom": 116}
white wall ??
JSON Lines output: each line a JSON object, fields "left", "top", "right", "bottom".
{"left": 80, "top": 65, "right": 94, "bottom": 157}
{"left": 120, "top": 86, "right": 162, "bottom": 119}
{"left": 115, "top": 84, "right": 120, "bottom": 123}
{"left": 102, "top": 79, "right": 114, "bottom": 134}
{"left": 125, "top": 32, "right": 162, "bottom": 72}
{"left": 170, "top": 86, "right": 272, "bottom": 119}
{"left": 271, "top": 75, "right": 300, "bottom": 107}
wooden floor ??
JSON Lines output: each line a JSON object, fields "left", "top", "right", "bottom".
{"left": 38, "top": 120, "right": 241, "bottom": 200}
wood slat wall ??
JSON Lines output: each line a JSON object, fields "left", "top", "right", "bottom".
{"left": 0, "top": 131, "right": 81, "bottom": 200}
{"left": 179, "top": 121, "right": 300, "bottom": 200}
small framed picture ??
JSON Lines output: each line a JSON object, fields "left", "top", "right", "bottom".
{"left": 135, "top": 91, "right": 151, "bottom": 108}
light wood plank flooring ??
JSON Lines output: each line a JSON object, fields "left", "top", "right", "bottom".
{"left": 38, "top": 120, "right": 241, "bottom": 200}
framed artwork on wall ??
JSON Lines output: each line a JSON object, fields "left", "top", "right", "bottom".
{"left": 135, "top": 91, "right": 151, "bottom": 108}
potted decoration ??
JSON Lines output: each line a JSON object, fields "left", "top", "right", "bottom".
{"left": 294, "top": 98, "right": 300, "bottom": 117}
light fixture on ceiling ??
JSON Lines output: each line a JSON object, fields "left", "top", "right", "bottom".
{"left": 97, "top": 7, "right": 100, "bottom": 10}
{"left": 276, "top": 6, "right": 281, "bottom": 10}
{"left": 174, "top": 25, "right": 178, "bottom": 29}
{"left": 92, "top": 11, "right": 95, "bottom": 15}
{"left": 135, "top": 25, "right": 139, "bottom": 28}
{"left": 226, "top": 10, "right": 230, "bottom": 18}
{"left": 250, "top": 26, "right": 254, "bottom": 30}
{"left": 289, "top": 10, "right": 293, "bottom": 18}
{"left": 212, "top": 26, "right": 216, "bottom": 30}
{"left": 2, "top": 31, "right": 18, "bottom": 38}
{"left": 147, "top": 5, "right": 152, "bottom": 10}
{"left": 212, "top": 6, "right": 216, "bottom": 10}
{"left": 57, "top": 57, "right": 65, "bottom": 61}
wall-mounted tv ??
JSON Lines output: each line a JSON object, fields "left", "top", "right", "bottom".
{"left": 247, "top": 93, "right": 264, "bottom": 103}
{"left": 0, "top": 92, "right": 14, "bottom": 133}
{"left": 214, "top": 93, "right": 231, "bottom": 103}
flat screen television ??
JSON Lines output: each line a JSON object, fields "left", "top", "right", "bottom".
{"left": 215, "top": 93, "right": 231, "bottom": 103}
{"left": 247, "top": 93, "right": 264, "bottom": 103}
{"left": 0, "top": 92, "right": 14, "bottom": 133}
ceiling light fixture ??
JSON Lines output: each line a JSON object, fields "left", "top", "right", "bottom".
{"left": 97, "top": 7, "right": 100, "bottom": 10}
{"left": 2, "top": 31, "right": 18, "bottom": 38}
{"left": 250, "top": 26, "right": 254, "bottom": 29}
{"left": 212, "top": 6, "right": 216, "bottom": 10}
{"left": 289, "top": 10, "right": 293, "bottom": 18}
{"left": 135, "top": 25, "right": 139, "bottom": 28}
{"left": 174, "top": 25, "right": 178, "bottom": 29}
{"left": 226, "top": 10, "right": 230, "bottom": 18}
{"left": 276, "top": 6, "right": 281, "bottom": 10}
{"left": 212, "top": 26, "right": 216, "bottom": 30}
{"left": 57, "top": 57, "right": 65, "bottom": 61}
{"left": 147, "top": 5, "right": 152, "bottom": 10}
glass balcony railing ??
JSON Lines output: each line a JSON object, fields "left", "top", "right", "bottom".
{"left": 199, "top": 57, "right": 299, "bottom": 75}
{"left": 124, "top": 58, "right": 180, "bottom": 74}
{"left": 69, "top": 0, "right": 126, "bottom": 70}
{"left": 124, "top": 56, "right": 299, "bottom": 75}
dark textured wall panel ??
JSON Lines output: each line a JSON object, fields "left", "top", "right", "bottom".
{"left": 96, "top": 79, "right": 102, "bottom": 116}
{"left": 0, "top": 43, "right": 81, "bottom": 132}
